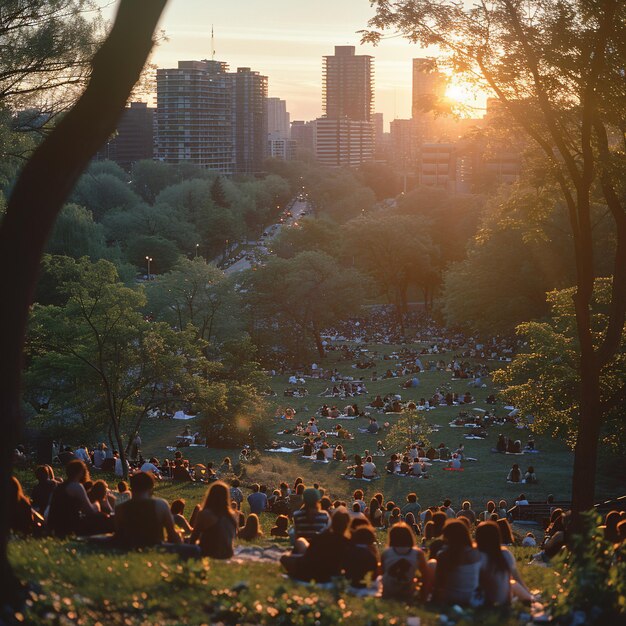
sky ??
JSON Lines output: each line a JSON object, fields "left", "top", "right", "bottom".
{"left": 103, "top": 1, "right": 486, "bottom": 129}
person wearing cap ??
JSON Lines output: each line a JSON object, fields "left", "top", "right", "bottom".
{"left": 292, "top": 487, "right": 330, "bottom": 545}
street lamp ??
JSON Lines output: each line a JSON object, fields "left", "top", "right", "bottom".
{"left": 145, "top": 256, "right": 152, "bottom": 280}
{"left": 195, "top": 243, "right": 199, "bottom": 258}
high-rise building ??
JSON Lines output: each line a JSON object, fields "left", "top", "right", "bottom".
{"left": 316, "top": 45, "right": 375, "bottom": 166}
{"left": 96, "top": 102, "right": 154, "bottom": 170}
{"left": 291, "top": 120, "right": 315, "bottom": 153}
{"left": 323, "top": 45, "right": 373, "bottom": 121}
{"left": 155, "top": 60, "right": 268, "bottom": 175}
{"left": 268, "top": 137, "right": 297, "bottom": 160}
{"left": 232, "top": 67, "right": 268, "bottom": 174}
{"left": 372, "top": 112, "right": 384, "bottom": 158}
{"left": 315, "top": 118, "right": 374, "bottom": 167}
{"left": 266, "top": 97, "right": 290, "bottom": 139}
{"left": 412, "top": 58, "right": 447, "bottom": 143}
{"left": 390, "top": 118, "right": 419, "bottom": 167}
{"left": 155, "top": 60, "right": 235, "bottom": 173}
{"left": 418, "top": 143, "right": 456, "bottom": 190}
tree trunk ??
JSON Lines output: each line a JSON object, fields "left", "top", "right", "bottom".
{"left": 311, "top": 322, "right": 325, "bottom": 360}
{"left": 570, "top": 332, "right": 602, "bottom": 516}
{"left": 0, "top": 0, "right": 166, "bottom": 609}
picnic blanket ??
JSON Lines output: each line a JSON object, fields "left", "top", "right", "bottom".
{"left": 265, "top": 447, "right": 304, "bottom": 453}
{"left": 173, "top": 411, "right": 196, "bottom": 420}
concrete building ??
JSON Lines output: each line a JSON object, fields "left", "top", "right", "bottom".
{"left": 155, "top": 60, "right": 235, "bottom": 173}
{"left": 232, "top": 67, "right": 268, "bottom": 174}
{"left": 316, "top": 46, "right": 375, "bottom": 166}
{"left": 418, "top": 143, "right": 456, "bottom": 190}
{"left": 323, "top": 45, "right": 373, "bottom": 121}
{"left": 389, "top": 118, "right": 419, "bottom": 167}
{"left": 96, "top": 102, "right": 154, "bottom": 170}
{"left": 291, "top": 120, "right": 315, "bottom": 153}
{"left": 412, "top": 58, "right": 447, "bottom": 143}
{"left": 314, "top": 118, "right": 374, "bottom": 167}
{"left": 265, "top": 97, "right": 290, "bottom": 139}
{"left": 268, "top": 137, "right": 297, "bottom": 160}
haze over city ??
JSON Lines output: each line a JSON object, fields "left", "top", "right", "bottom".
{"left": 101, "top": 0, "right": 484, "bottom": 125}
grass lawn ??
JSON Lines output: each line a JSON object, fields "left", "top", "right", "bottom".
{"left": 8, "top": 333, "right": 622, "bottom": 625}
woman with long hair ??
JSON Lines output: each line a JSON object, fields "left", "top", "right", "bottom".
{"left": 476, "top": 521, "right": 533, "bottom": 605}
{"left": 368, "top": 498, "right": 383, "bottom": 528}
{"left": 433, "top": 518, "right": 482, "bottom": 606}
{"left": 47, "top": 460, "right": 99, "bottom": 538}
{"left": 381, "top": 522, "right": 430, "bottom": 600}
{"left": 496, "top": 517, "right": 515, "bottom": 545}
{"left": 239, "top": 513, "right": 263, "bottom": 541}
{"left": 189, "top": 481, "right": 238, "bottom": 558}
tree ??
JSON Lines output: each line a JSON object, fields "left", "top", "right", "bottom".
{"left": 26, "top": 258, "right": 214, "bottom": 473}
{"left": 493, "top": 279, "right": 626, "bottom": 454}
{"left": 385, "top": 409, "right": 434, "bottom": 456}
{"left": 130, "top": 159, "right": 181, "bottom": 203}
{"left": 71, "top": 171, "right": 141, "bottom": 220}
{"left": 45, "top": 203, "right": 108, "bottom": 259}
{"left": 125, "top": 234, "right": 181, "bottom": 275}
{"left": 341, "top": 213, "right": 439, "bottom": 323}
{"left": 245, "top": 251, "right": 368, "bottom": 361}
{"left": 364, "top": 0, "right": 626, "bottom": 514}
{"left": 0, "top": 0, "right": 101, "bottom": 111}
{"left": 0, "top": 0, "right": 166, "bottom": 606}
{"left": 147, "top": 258, "right": 242, "bottom": 347}
{"left": 272, "top": 216, "right": 341, "bottom": 259}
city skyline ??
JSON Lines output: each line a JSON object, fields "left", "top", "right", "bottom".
{"left": 101, "top": 0, "right": 487, "bottom": 127}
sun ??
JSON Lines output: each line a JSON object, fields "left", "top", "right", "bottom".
{"left": 444, "top": 79, "right": 487, "bottom": 115}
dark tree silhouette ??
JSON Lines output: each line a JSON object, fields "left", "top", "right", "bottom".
{"left": 0, "top": 0, "right": 167, "bottom": 608}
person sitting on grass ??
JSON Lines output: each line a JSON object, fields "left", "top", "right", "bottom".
{"left": 292, "top": 488, "right": 331, "bottom": 543}
{"left": 189, "top": 481, "right": 239, "bottom": 559}
{"left": 171, "top": 499, "right": 193, "bottom": 534}
{"left": 47, "top": 460, "right": 102, "bottom": 538}
{"left": 114, "top": 471, "right": 182, "bottom": 549}
{"left": 9, "top": 476, "right": 40, "bottom": 535}
{"left": 524, "top": 466, "right": 537, "bottom": 483}
{"left": 433, "top": 519, "right": 482, "bottom": 606}
{"left": 448, "top": 453, "right": 462, "bottom": 470}
{"left": 368, "top": 498, "right": 384, "bottom": 528}
{"left": 363, "top": 456, "right": 379, "bottom": 479}
{"left": 172, "top": 459, "right": 194, "bottom": 482}
{"left": 456, "top": 501, "right": 477, "bottom": 526}
{"left": 344, "top": 525, "right": 380, "bottom": 588}
{"left": 507, "top": 463, "right": 522, "bottom": 483}
{"left": 239, "top": 513, "right": 263, "bottom": 541}
{"left": 280, "top": 507, "right": 351, "bottom": 583}
{"left": 229, "top": 479, "right": 244, "bottom": 510}
{"left": 388, "top": 507, "right": 403, "bottom": 527}
{"left": 381, "top": 522, "right": 430, "bottom": 600}
{"left": 476, "top": 521, "right": 534, "bottom": 605}
{"left": 88, "top": 479, "right": 114, "bottom": 516}
{"left": 247, "top": 483, "right": 268, "bottom": 515}
{"left": 401, "top": 493, "right": 422, "bottom": 518}
{"left": 271, "top": 515, "right": 290, "bottom": 538}
{"left": 30, "top": 465, "right": 58, "bottom": 515}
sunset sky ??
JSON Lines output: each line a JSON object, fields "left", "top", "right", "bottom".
{"left": 103, "top": 1, "right": 487, "bottom": 128}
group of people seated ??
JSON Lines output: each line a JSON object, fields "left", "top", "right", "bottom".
{"left": 506, "top": 464, "right": 537, "bottom": 483}
{"left": 278, "top": 487, "right": 538, "bottom": 605}
{"left": 11, "top": 460, "right": 626, "bottom": 609}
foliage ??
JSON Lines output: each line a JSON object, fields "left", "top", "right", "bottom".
{"left": 550, "top": 511, "right": 626, "bottom": 624}
{"left": 45, "top": 203, "right": 108, "bottom": 259}
{"left": 272, "top": 216, "right": 341, "bottom": 259}
{"left": 341, "top": 213, "right": 439, "bottom": 316}
{"left": 243, "top": 251, "right": 369, "bottom": 361}
{"left": 385, "top": 408, "right": 434, "bottom": 454}
{"left": 493, "top": 278, "right": 626, "bottom": 452}
{"left": 147, "top": 257, "right": 242, "bottom": 347}
{"left": 70, "top": 171, "right": 141, "bottom": 220}
{"left": 24, "top": 258, "right": 216, "bottom": 466}
{"left": 125, "top": 234, "right": 181, "bottom": 275}
{"left": 0, "top": 0, "right": 101, "bottom": 111}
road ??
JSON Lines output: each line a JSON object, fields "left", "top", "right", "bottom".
{"left": 223, "top": 199, "right": 310, "bottom": 275}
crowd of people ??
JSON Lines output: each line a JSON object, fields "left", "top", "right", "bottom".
{"left": 11, "top": 460, "right": 626, "bottom": 610}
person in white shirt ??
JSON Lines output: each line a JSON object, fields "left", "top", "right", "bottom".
{"left": 363, "top": 456, "right": 378, "bottom": 479}
{"left": 114, "top": 452, "right": 129, "bottom": 477}
{"left": 140, "top": 457, "right": 162, "bottom": 478}
{"left": 93, "top": 443, "right": 107, "bottom": 469}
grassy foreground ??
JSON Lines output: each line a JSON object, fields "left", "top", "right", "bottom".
{"left": 8, "top": 537, "right": 556, "bottom": 625}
